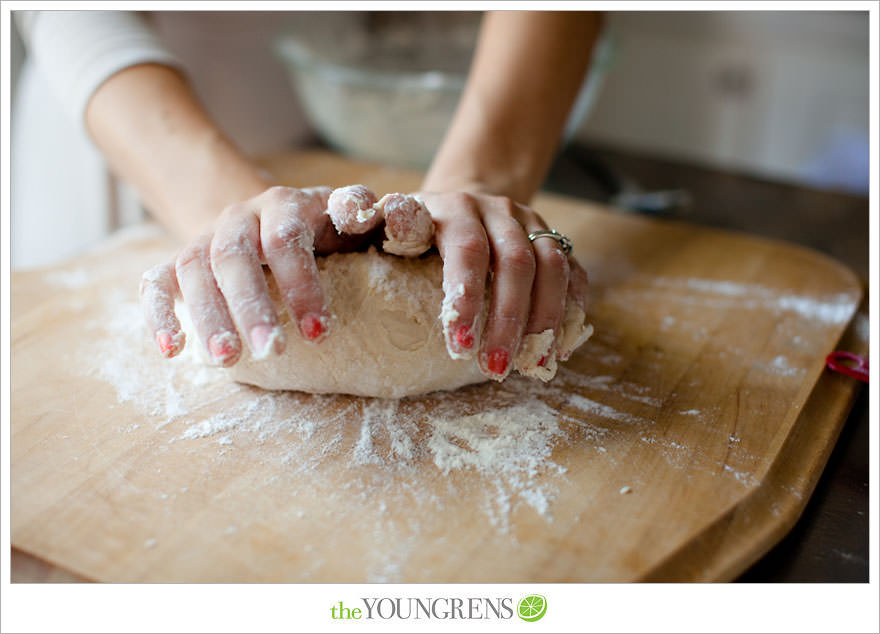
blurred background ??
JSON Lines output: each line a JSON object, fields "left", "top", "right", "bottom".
{"left": 8, "top": 9, "right": 871, "bottom": 582}
{"left": 10, "top": 10, "right": 869, "bottom": 269}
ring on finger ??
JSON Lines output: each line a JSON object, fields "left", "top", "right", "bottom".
{"left": 527, "top": 229, "right": 573, "bottom": 256}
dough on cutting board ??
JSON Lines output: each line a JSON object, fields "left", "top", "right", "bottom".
{"left": 199, "top": 248, "right": 591, "bottom": 398}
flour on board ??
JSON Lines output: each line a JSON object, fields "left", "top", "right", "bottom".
{"left": 82, "top": 287, "right": 651, "bottom": 534}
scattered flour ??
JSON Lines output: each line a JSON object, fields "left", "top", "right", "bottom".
{"left": 45, "top": 268, "right": 94, "bottom": 289}
{"left": 565, "top": 394, "right": 654, "bottom": 427}
{"left": 83, "top": 290, "right": 655, "bottom": 534}
{"left": 754, "top": 355, "right": 806, "bottom": 377}
{"left": 722, "top": 464, "right": 758, "bottom": 487}
{"left": 61, "top": 250, "right": 791, "bottom": 579}
{"left": 609, "top": 276, "right": 858, "bottom": 325}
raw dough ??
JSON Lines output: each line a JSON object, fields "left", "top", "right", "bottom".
{"left": 226, "top": 247, "right": 484, "bottom": 398}
{"left": 212, "top": 247, "right": 592, "bottom": 398}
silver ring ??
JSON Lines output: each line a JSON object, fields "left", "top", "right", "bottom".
{"left": 527, "top": 229, "right": 573, "bottom": 256}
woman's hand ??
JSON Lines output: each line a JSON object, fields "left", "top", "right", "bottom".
{"left": 140, "top": 184, "right": 587, "bottom": 383}
{"left": 419, "top": 190, "right": 589, "bottom": 381}
{"left": 139, "top": 184, "right": 435, "bottom": 367}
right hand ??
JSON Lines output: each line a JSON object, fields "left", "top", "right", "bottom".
{"left": 139, "top": 184, "right": 434, "bottom": 367}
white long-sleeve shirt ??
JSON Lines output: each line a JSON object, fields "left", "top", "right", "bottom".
{"left": 15, "top": 11, "right": 180, "bottom": 125}
{"left": 11, "top": 10, "right": 314, "bottom": 268}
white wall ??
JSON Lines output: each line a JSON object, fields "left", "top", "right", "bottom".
{"left": 575, "top": 11, "right": 869, "bottom": 194}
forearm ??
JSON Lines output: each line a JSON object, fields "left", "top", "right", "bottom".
{"left": 85, "top": 63, "right": 270, "bottom": 240}
{"left": 422, "top": 11, "right": 602, "bottom": 203}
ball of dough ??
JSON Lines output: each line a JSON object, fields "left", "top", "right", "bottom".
{"left": 227, "top": 247, "right": 487, "bottom": 398}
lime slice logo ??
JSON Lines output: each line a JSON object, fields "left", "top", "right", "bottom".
{"left": 517, "top": 594, "right": 547, "bottom": 622}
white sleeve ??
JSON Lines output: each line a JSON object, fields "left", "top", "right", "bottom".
{"left": 14, "top": 10, "right": 180, "bottom": 124}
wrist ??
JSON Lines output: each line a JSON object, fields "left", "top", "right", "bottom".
{"left": 422, "top": 132, "right": 542, "bottom": 204}
{"left": 421, "top": 164, "right": 536, "bottom": 204}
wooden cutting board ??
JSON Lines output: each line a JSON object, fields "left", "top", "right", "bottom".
{"left": 11, "top": 151, "right": 867, "bottom": 582}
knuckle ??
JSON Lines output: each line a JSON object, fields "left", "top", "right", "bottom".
{"left": 219, "top": 202, "right": 248, "bottom": 220}
{"left": 443, "top": 191, "right": 476, "bottom": 210}
{"left": 140, "top": 262, "right": 176, "bottom": 298}
{"left": 501, "top": 244, "right": 536, "bottom": 278}
{"left": 263, "top": 185, "right": 295, "bottom": 205}
{"left": 175, "top": 243, "right": 209, "bottom": 271}
{"left": 262, "top": 228, "right": 289, "bottom": 255}
{"left": 452, "top": 235, "right": 490, "bottom": 264}
{"left": 264, "top": 218, "right": 312, "bottom": 254}
{"left": 496, "top": 197, "right": 517, "bottom": 217}
{"left": 210, "top": 230, "right": 253, "bottom": 262}
{"left": 493, "top": 301, "right": 527, "bottom": 326}
{"left": 141, "top": 262, "right": 168, "bottom": 284}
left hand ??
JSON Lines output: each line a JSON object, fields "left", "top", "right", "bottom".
{"left": 418, "top": 190, "right": 588, "bottom": 381}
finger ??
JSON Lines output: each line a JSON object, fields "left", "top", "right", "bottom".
{"left": 326, "top": 184, "right": 382, "bottom": 235}
{"left": 426, "top": 193, "right": 490, "bottom": 360}
{"left": 557, "top": 257, "right": 594, "bottom": 361}
{"left": 377, "top": 193, "right": 435, "bottom": 257}
{"left": 140, "top": 261, "right": 185, "bottom": 358}
{"left": 261, "top": 188, "right": 332, "bottom": 342}
{"left": 175, "top": 234, "right": 242, "bottom": 366}
{"left": 312, "top": 185, "right": 379, "bottom": 255}
{"left": 514, "top": 206, "right": 570, "bottom": 381}
{"left": 479, "top": 201, "right": 536, "bottom": 381}
{"left": 210, "top": 208, "right": 285, "bottom": 359}
{"left": 567, "top": 257, "right": 590, "bottom": 313}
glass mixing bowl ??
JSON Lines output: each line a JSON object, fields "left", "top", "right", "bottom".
{"left": 275, "top": 12, "right": 611, "bottom": 168}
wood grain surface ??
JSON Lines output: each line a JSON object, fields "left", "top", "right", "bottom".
{"left": 10, "top": 151, "right": 865, "bottom": 582}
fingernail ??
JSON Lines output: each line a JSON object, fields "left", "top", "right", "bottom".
{"left": 156, "top": 330, "right": 183, "bottom": 358}
{"left": 299, "top": 313, "right": 327, "bottom": 341}
{"left": 208, "top": 332, "right": 240, "bottom": 366}
{"left": 156, "top": 331, "right": 174, "bottom": 356}
{"left": 487, "top": 348, "right": 509, "bottom": 377}
{"left": 250, "top": 324, "right": 284, "bottom": 359}
{"left": 538, "top": 355, "right": 548, "bottom": 367}
{"left": 454, "top": 325, "right": 474, "bottom": 350}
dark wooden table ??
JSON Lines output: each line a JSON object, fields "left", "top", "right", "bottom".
{"left": 546, "top": 142, "right": 869, "bottom": 582}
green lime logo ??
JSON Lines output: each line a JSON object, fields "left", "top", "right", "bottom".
{"left": 517, "top": 594, "right": 547, "bottom": 622}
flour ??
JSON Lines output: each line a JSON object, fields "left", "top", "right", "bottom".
{"left": 722, "top": 464, "right": 758, "bottom": 487}
{"left": 754, "top": 355, "right": 806, "bottom": 377}
{"left": 79, "top": 285, "right": 629, "bottom": 532}
{"left": 649, "top": 276, "right": 857, "bottom": 324}
{"left": 63, "top": 238, "right": 798, "bottom": 573}
{"left": 45, "top": 268, "right": 94, "bottom": 289}
{"left": 565, "top": 394, "right": 654, "bottom": 427}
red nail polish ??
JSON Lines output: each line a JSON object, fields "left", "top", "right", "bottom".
{"left": 454, "top": 325, "right": 474, "bottom": 349}
{"left": 488, "top": 349, "right": 509, "bottom": 375}
{"left": 538, "top": 355, "right": 548, "bottom": 367}
{"left": 208, "top": 333, "right": 237, "bottom": 363}
{"left": 156, "top": 331, "right": 174, "bottom": 356}
{"left": 301, "top": 313, "right": 325, "bottom": 340}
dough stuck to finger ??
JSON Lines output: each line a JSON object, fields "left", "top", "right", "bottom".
{"left": 557, "top": 303, "right": 595, "bottom": 361}
{"left": 515, "top": 329, "right": 558, "bottom": 382}
{"left": 326, "top": 184, "right": 381, "bottom": 234}
{"left": 377, "top": 193, "right": 435, "bottom": 257}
